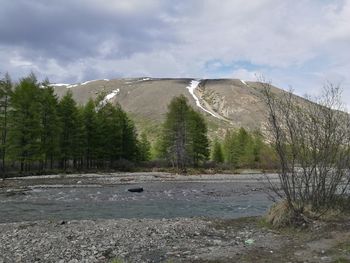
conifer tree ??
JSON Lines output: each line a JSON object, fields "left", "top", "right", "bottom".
{"left": 82, "top": 99, "right": 98, "bottom": 169}
{"left": 96, "top": 103, "right": 123, "bottom": 166}
{"left": 187, "top": 108, "right": 209, "bottom": 166}
{"left": 57, "top": 91, "right": 80, "bottom": 170}
{"left": 223, "top": 130, "right": 239, "bottom": 165}
{"left": 8, "top": 73, "right": 42, "bottom": 172}
{"left": 118, "top": 106, "right": 138, "bottom": 161}
{"left": 0, "top": 73, "right": 12, "bottom": 177}
{"left": 138, "top": 132, "right": 151, "bottom": 161}
{"left": 40, "top": 80, "right": 60, "bottom": 169}
{"left": 161, "top": 95, "right": 209, "bottom": 169}
{"left": 73, "top": 107, "right": 86, "bottom": 169}
{"left": 211, "top": 138, "right": 224, "bottom": 163}
{"left": 162, "top": 95, "right": 191, "bottom": 169}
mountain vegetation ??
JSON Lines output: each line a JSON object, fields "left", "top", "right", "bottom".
{"left": 261, "top": 81, "right": 350, "bottom": 226}
{"left": 157, "top": 95, "right": 209, "bottom": 170}
{"left": 0, "top": 73, "right": 146, "bottom": 177}
{"left": 0, "top": 73, "right": 279, "bottom": 177}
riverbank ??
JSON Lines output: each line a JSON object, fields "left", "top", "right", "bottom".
{"left": 0, "top": 172, "right": 279, "bottom": 188}
{"left": 1, "top": 216, "right": 350, "bottom": 263}
{"left": 2, "top": 172, "right": 349, "bottom": 262}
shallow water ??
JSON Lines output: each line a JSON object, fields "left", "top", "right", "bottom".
{"left": 0, "top": 181, "right": 272, "bottom": 223}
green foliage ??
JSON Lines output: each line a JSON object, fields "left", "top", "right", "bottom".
{"left": 138, "top": 132, "right": 151, "bottom": 161}
{"left": 222, "top": 127, "right": 277, "bottom": 169}
{"left": 0, "top": 73, "right": 12, "bottom": 177}
{"left": 40, "top": 82, "right": 60, "bottom": 169}
{"left": 187, "top": 108, "right": 209, "bottom": 166}
{"left": 82, "top": 99, "right": 99, "bottom": 168}
{"left": 160, "top": 95, "right": 209, "bottom": 169}
{"left": 211, "top": 138, "right": 224, "bottom": 163}
{"left": 0, "top": 73, "right": 141, "bottom": 173}
{"left": 8, "top": 73, "right": 43, "bottom": 171}
{"left": 57, "top": 91, "right": 82, "bottom": 169}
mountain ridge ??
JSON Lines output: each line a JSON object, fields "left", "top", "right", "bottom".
{"left": 51, "top": 77, "right": 288, "bottom": 139}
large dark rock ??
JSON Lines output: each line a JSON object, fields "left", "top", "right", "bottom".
{"left": 128, "top": 187, "right": 144, "bottom": 193}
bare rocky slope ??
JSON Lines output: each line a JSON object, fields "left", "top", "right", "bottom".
{"left": 52, "top": 78, "right": 290, "bottom": 138}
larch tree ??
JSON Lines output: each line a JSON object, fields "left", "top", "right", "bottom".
{"left": 138, "top": 132, "right": 151, "bottom": 161}
{"left": 96, "top": 102, "right": 123, "bottom": 166}
{"left": 187, "top": 108, "right": 209, "bottom": 166}
{"left": 0, "top": 73, "right": 12, "bottom": 178}
{"left": 8, "top": 73, "right": 42, "bottom": 172}
{"left": 40, "top": 80, "right": 60, "bottom": 170}
{"left": 57, "top": 91, "right": 80, "bottom": 170}
{"left": 161, "top": 95, "right": 209, "bottom": 170}
{"left": 211, "top": 138, "right": 224, "bottom": 163}
{"left": 82, "top": 99, "right": 99, "bottom": 169}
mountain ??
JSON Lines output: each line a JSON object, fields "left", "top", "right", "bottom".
{"left": 51, "top": 78, "right": 287, "bottom": 139}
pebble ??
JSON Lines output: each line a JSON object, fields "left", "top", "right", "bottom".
{"left": 0, "top": 218, "right": 278, "bottom": 262}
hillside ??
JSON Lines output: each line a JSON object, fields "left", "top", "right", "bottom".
{"left": 51, "top": 78, "right": 287, "bottom": 138}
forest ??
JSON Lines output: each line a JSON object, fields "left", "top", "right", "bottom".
{"left": 0, "top": 73, "right": 277, "bottom": 177}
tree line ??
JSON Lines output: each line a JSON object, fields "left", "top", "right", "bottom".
{"left": 0, "top": 73, "right": 278, "bottom": 178}
{"left": 153, "top": 95, "right": 277, "bottom": 171}
{"left": 211, "top": 127, "right": 278, "bottom": 169}
{"left": 0, "top": 73, "right": 151, "bottom": 177}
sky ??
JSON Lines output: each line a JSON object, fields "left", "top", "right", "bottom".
{"left": 1, "top": 0, "right": 350, "bottom": 102}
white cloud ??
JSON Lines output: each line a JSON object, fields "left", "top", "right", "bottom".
{"left": 1, "top": 0, "right": 350, "bottom": 103}
{"left": 231, "top": 69, "right": 260, "bottom": 81}
{"left": 83, "top": 0, "right": 160, "bottom": 14}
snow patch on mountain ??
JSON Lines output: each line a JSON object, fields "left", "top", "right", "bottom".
{"left": 52, "top": 79, "right": 110, "bottom": 88}
{"left": 99, "top": 89, "right": 120, "bottom": 107}
{"left": 81, "top": 80, "right": 96, "bottom": 85}
{"left": 240, "top": 80, "right": 248, "bottom": 86}
{"left": 51, "top": 83, "right": 78, "bottom": 88}
{"left": 81, "top": 79, "right": 109, "bottom": 85}
{"left": 186, "top": 80, "right": 220, "bottom": 119}
{"left": 51, "top": 83, "right": 70, "bottom": 87}
{"left": 125, "top": 77, "right": 151, "bottom": 84}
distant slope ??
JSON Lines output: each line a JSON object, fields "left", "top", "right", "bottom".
{"left": 51, "top": 77, "right": 290, "bottom": 139}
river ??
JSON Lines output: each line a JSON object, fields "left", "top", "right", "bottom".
{"left": 0, "top": 173, "right": 274, "bottom": 223}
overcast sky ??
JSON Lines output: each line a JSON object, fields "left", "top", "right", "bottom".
{"left": 1, "top": 0, "right": 350, "bottom": 101}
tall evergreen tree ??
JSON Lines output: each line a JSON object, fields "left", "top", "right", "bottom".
{"left": 0, "top": 73, "right": 12, "bottom": 178}
{"left": 161, "top": 95, "right": 209, "bottom": 169}
{"left": 161, "top": 95, "right": 191, "bottom": 169}
{"left": 187, "top": 109, "right": 209, "bottom": 166}
{"left": 119, "top": 106, "right": 138, "bottom": 161}
{"left": 82, "top": 99, "right": 98, "bottom": 169}
{"left": 211, "top": 138, "right": 224, "bottom": 163}
{"left": 96, "top": 103, "right": 123, "bottom": 166}
{"left": 8, "top": 73, "right": 42, "bottom": 172}
{"left": 223, "top": 130, "right": 239, "bottom": 165}
{"left": 57, "top": 91, "right": 81, "bottom": 170}
{"left": 138, "top": 132, "right": 151, "bottom": 161}
{"left": 40, "top": 81, "right": 60, "bottom": 169}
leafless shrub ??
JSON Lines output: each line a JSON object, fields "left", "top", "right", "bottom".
{"left": 259, "top": 78, "right": 350, "bottom": 222}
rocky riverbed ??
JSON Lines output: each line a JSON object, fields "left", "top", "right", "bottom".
{"left": 1, "top": 173, "right": 350, "bottom": 262}
{"left": 0, "top": 217, "right": 286, "bottom": 263}
{"left": 2, "top": 216, "right": 350, "bottom": 263}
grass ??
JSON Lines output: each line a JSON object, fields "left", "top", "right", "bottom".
{"left": 110, "top": 258, "right": 125, "bottom": 263}
{"left": 265, "top": 200, "right": 296, "bottom": 228}
{"left": 333, "top": 258, "right": 350, "bottom": 263}
{"left": 331, "top": 241, "right": 350, "bottom": 262}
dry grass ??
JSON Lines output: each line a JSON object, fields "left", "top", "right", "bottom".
{"left": 265, "top": 200, "right": 296, "bottom": 227}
